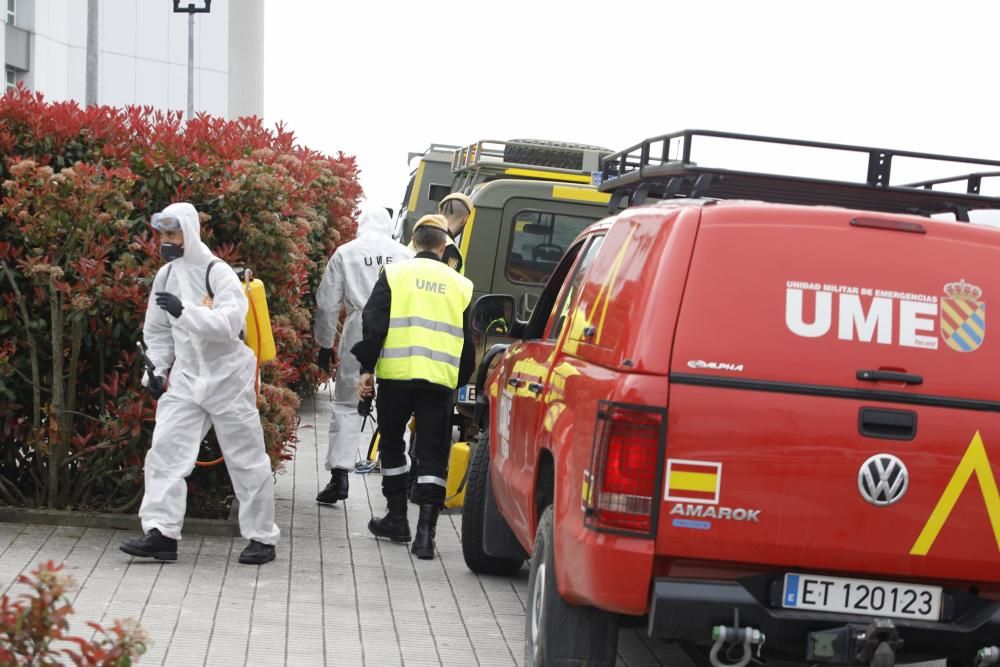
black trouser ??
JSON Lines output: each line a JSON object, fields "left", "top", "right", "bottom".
{"left": 376, "top": 381, "right": 452, "bottom": 506}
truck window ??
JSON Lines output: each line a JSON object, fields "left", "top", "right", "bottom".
{"left": 522, "top": 239, "right": 587, "bottom": 340}
{"left": 548, "top": 235, "right": 605, "bottom": 341}
{"left": 505, "top": 209, "right": 594, "bottom": 286}
{"left": 428, "top": 184, "right": 449, "bottom": 202}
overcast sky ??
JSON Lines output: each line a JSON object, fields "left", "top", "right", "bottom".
{"left": 262, "top": 1, "right": 1000, "bottom": 213}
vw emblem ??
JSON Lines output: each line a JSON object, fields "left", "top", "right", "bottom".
{"left": 858, "top": 454, "right": 909, "bottom": 506}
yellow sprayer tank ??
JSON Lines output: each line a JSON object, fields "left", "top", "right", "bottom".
{"left": 445, "top": 441, "right": 471, "bottom": 509}
{"left": 244, "top": 279, "right": 276, "bottom": 362}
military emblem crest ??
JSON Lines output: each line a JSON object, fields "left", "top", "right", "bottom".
{"left": 940, "top": 279, "right": 986, "bottom": 352}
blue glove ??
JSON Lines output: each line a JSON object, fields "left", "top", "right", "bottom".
{"left": 147, "top": 375, "right": 166, "bottom": 400}
{"left": 155, "top": 292, "right": 184, "bottom": 318}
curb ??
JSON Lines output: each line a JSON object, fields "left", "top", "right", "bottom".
{"left": 0, "top": 503, "right": 240, "bottom": 537}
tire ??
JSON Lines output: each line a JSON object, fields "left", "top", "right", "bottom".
{"left": 525, "top": 506, "right": 619, "bottom": 666}
{"left": 461, "top": 431, "right": 524, "bottom": 575}
{"left": 503, "top": 138, "right": 610, "bottom": 171}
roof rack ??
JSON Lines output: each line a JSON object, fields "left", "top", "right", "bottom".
{"left": 598, "top": 129, "right": 1000, "bottom": 220}
{"left": 407, "top": 143, "right": 461, "bottom": 164}
{"left": 450, "top": 139, "right": 611, "bottom": 194}
{"left": 904, "top": 170, "right": 1000, "bottom": 194}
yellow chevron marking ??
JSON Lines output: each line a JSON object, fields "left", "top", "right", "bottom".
{"left": 911, "top": 432, "right": 1000, "bottom": 556}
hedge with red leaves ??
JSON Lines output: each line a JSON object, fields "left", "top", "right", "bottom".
{"left": 0, "top": 89, "right": 360, "bottom": 512}
{"left": 1, "top": 561, "right": 148, "bottom": 665}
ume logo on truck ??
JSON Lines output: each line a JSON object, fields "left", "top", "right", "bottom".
{"left": 785, "top": 279, "right": 986, "bottom": 352}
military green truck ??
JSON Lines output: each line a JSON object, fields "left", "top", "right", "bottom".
{"left": 396, "top": 143, "right": 461, "bottom": 241}
{"left": 396, "top": 139, "right": 616, "bottom": 416}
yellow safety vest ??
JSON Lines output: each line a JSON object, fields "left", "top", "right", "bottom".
{"left": 376, "top": 258, "right": 473, "bottom": 389}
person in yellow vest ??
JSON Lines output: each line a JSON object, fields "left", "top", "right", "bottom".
{"left": 352, "top": 214, "right": 475, "bottom": 559}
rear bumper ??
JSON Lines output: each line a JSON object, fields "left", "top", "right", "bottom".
{"left": 649, "top": 577, "right": 1000, "bottom": 662}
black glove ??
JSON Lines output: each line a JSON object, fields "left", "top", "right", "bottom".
{"left": 155, "top": 292, "right": 184, "bottom": 318}
{"left": 318, "top": 347, "right": 333, "bottom": 373}
{"left": 147, "top": 375, "right": 166, "bottom": 400}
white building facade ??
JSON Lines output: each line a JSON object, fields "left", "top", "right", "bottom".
{"left": 2, "top": 0, "right": 264, "bottom": 119}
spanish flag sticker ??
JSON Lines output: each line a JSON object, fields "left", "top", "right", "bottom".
{"left": 665, "top": 459, "right": 722, "bottom": 505}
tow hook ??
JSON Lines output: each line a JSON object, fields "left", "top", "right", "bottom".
{"left": 709, "top": 612, "right": 765, "bottom": 667}
{"left": 855, "top": 619, "right": 902, "bottom": 667}
{"left": 976, "top": 647, "right": 1000, "bottom": 667}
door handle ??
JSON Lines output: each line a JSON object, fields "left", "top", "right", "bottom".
{"left": 507, "top": 378, "right": 523, "bottom": 389}
{"left": 859, "top": 407, "right": 917, "bottom": 441}
{"left": 857, "top": 369, "right": 923, "bottom": 385}
{"left": 527, "top": 382, "right": 543, "bottom": 395}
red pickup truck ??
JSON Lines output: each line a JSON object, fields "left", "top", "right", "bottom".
{"left": 461, "top": 131, "right": 1000, "bottom": 667}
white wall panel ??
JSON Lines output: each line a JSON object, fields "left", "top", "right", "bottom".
{"left": 100, "top": 0, "right": 137, "bottom": 56}
{"left": 13, "top": 0, "right": 248, "bottom": 118}
{"left": 136, "top": 1, "right": 170, "bottom": 63}
{"left": 167, "top": 62, "right": 187, "bottom": 113}
{"left": 65, "top": 0, "right": 86, "bottom": 48}
{"left": 66, "top": 45, "right": 85, "bottom": 103}
{"left": 101, "top": 51, "right": 135, "bottom": 108}
{"left": 198, "top": 68, "right": 226, "bottom": 118}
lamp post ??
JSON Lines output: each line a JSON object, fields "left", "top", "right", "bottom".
{"left": 172, "top": 0, "right": 212, "bottom": 120}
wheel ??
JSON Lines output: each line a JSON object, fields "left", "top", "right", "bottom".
{"left": 525, "top": 505, "right": 619, "bottom": 666}
{"left": 503, "top": 138, "right": 610, "bottom": 171}
{"left": 461, "top": 430, "right": 524, "bottom": 575}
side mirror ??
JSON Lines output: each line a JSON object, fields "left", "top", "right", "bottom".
{"left": 471, "top": 294, "right": 516, "bottom": 336}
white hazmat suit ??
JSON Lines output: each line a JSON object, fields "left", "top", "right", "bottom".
{"left": 314, "top": 204, "right": 412, "bottom": 471}
{"left": 141, "top": 202, "right": 280, "bottom": 545}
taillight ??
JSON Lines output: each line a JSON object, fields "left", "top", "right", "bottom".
{"left": 584, "top": 402, "right": 665, "bottom": 536}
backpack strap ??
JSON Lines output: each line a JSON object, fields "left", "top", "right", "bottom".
{"left": 205, "top": 259, "right": 221, "bottom": 298}
{"left": 205, "top": 259, "right": 248, "bottom": 341}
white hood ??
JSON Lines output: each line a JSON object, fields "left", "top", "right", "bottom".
{"left": 355, "top": 202, "right": 394, "bottom": 238}
{"left": 162, "top": 201, "right": 214, "bottom": 267}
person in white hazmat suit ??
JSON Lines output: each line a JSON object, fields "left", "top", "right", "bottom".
{"left": 314, "top": 203, "right": 411, "bottom": 504}
{"left": 119, "top": 202, "right": 280, "bottom": 565}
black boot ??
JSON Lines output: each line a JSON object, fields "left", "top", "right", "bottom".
{"left": 238, "top": 540, "right": 276, "bottom": 565}
{"left": 316, "top": 468, "right": 350, "bottom": 504}
{"left": 411, "top": 504, "right": 440, "bottom": 560}
{"left": 368, "top": 493, "right": 411, "bottom": 542}
{"left": 119, "top": 528, "right": 177, "bottom": 561}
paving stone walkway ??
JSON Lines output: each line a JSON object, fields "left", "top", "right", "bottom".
{"left": 0, "top": 387, "right": 690, "bottom": 666}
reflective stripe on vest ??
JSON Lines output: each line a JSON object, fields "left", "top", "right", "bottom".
{"left": 376, "top": 257, "right": 473, "bottom": 389}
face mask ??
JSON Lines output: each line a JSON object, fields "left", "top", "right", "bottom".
{"left": 160, "top": 243, "right": 184, "bottom": 262}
